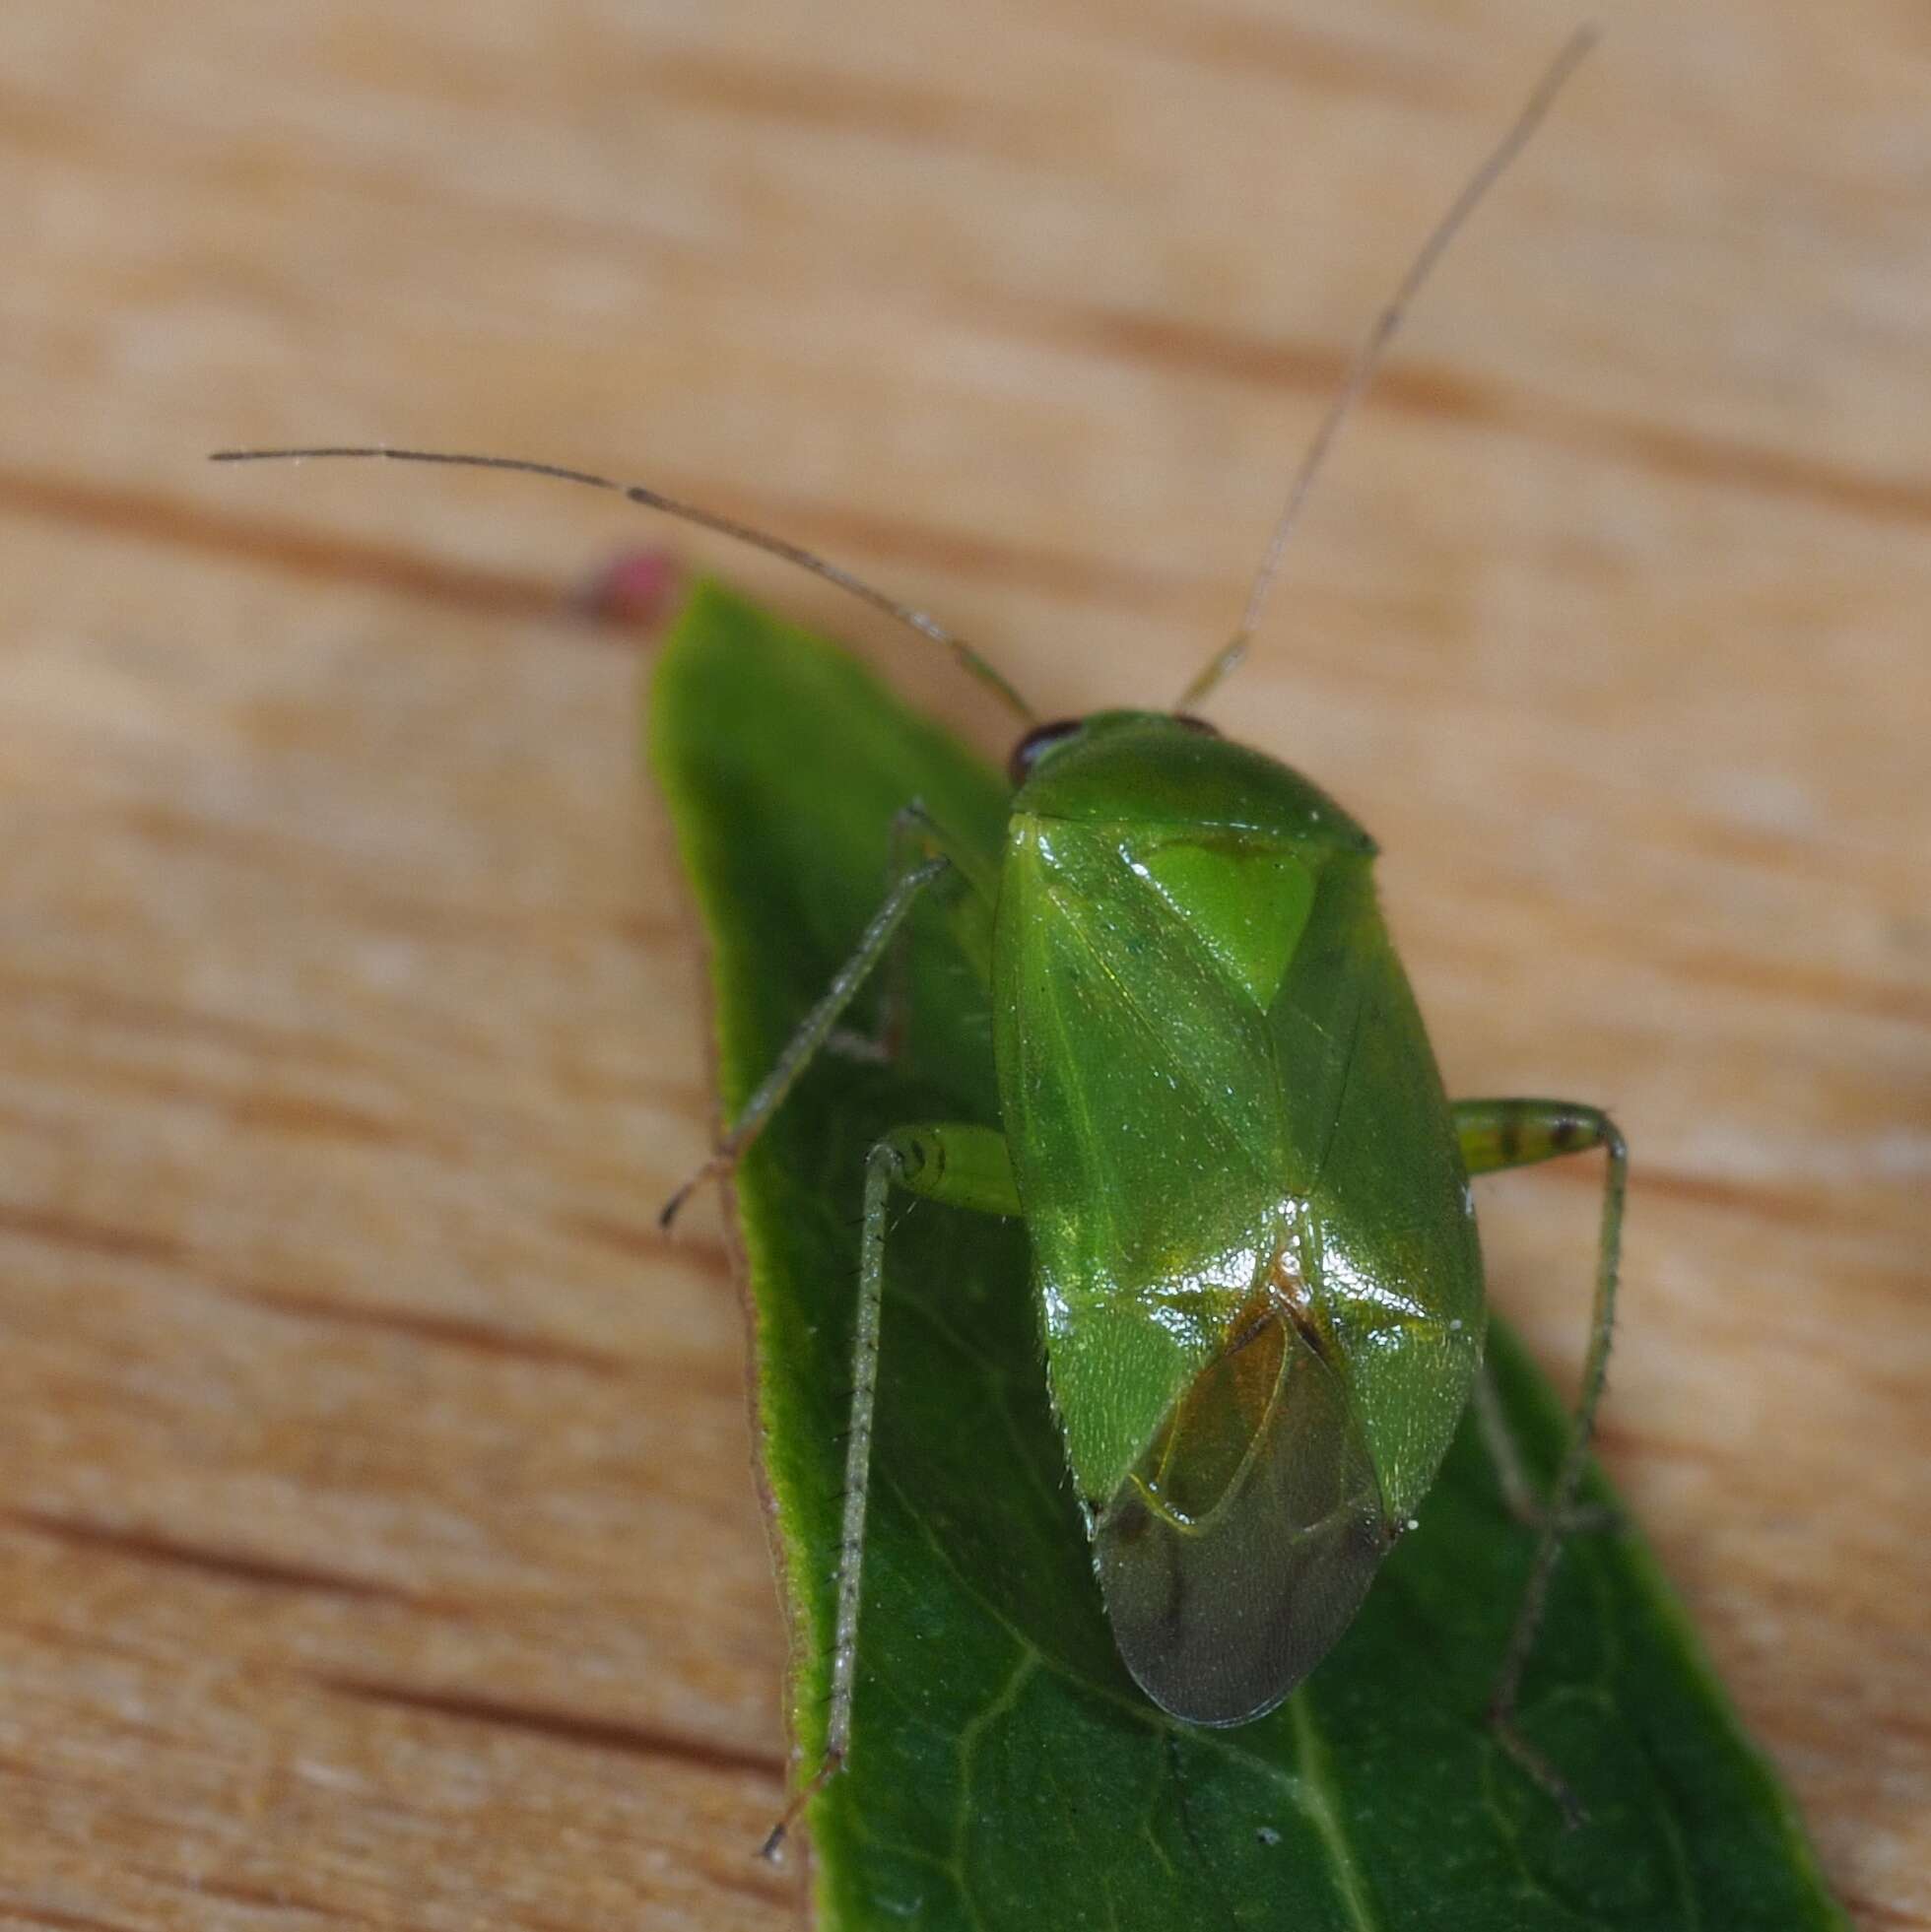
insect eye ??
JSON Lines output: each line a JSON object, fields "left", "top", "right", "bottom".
{"left": 1008, "top": 718, "right": 1082, "bottom": 785}
{"left": 1173, "top": 714, "right": 1221, "bottom": 738}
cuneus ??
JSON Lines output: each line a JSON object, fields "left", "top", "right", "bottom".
{"left": 214, "top": 30, "right": 1623, "bottom": 1861}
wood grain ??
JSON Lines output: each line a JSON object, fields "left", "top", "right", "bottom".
{"left": 2, "top": 2, "right": 1925, "bottom": 1925}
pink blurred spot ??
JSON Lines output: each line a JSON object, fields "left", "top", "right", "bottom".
{"left": 579, "top": 548, "right": 682, "bottom": 631}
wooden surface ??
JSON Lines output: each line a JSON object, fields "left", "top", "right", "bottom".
{"left": 2, "top": 2, "right": 1926, "bottom": 1925}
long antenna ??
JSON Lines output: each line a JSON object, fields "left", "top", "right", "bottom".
{"left": 1175, "top": 26, "right": 1598, "bottom": 711}
{"left": 208, "top": 445, "right": 1036, "bottom": 723}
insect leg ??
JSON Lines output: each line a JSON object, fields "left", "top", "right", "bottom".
{"left": 1452, "top": 1097, "right": 1628, "bottom": 1828}
{"left": 1469, "top": 1365, "right": 1617, "bottom": 1535}
{"left": 657, "top": 855, "right": 949, "bottom": 1228}
{"left": 827, "top": 802, "right": 977, "bottom": 1066}
{"left": 762, "top": 1121, "right": 1019, "bottom": 1862}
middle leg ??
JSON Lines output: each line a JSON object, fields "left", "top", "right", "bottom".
{"left": 761, "top": 1120, "right": 1020, "bottom": 1860}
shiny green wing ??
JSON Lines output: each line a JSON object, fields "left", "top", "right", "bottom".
{"left": 993, "top": 814, "right": 1302, "bottom": 1511}
{"left": 1272, "top": 858, "right": 1487, "bottom": 1520}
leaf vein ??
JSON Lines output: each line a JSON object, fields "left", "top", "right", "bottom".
{"left": 1289, "top": 1693, "right": 1382, "bottom": 1932}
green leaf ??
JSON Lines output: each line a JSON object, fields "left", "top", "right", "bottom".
{"left": 648, "top": 582, "right": 1848, "bottom": 1931}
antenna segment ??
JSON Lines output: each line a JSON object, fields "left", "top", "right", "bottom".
{"left": 1175, "top": 26, "right": 1598, "bottom": 711}
{"left": 208, "top": 445, "right": 1037, "bottom": 724}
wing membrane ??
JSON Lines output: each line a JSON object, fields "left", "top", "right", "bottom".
{"left": 1094, "top": 1309, "right": 1387, "bottom": 1726}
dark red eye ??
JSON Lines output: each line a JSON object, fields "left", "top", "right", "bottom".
{"left": 1008, "top": 718, "right": 1082, "bottom": 785}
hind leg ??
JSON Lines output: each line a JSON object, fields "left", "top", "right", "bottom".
{"left": 1454, "top": 1098, "right": 1629, "bottom": 1827}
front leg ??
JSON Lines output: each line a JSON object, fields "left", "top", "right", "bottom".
{"left": 828, "top": 800, "right": 963, "bottom": 1066}
{"left": 1454, "top": 1097, "right": 1628, "bottom": 1828}
{"left": 658, "top": 852, "right": 949, "bottom": 1229}
{"left": 664, "top": 803, "right": 998, "bottom": 1227}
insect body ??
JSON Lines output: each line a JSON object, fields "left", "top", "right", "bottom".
{"left": 995, "top": 712, "right": 1481, "bottom": 1726}
{"left": 214, "top": 28, "right": 1623, "bottom": 1854}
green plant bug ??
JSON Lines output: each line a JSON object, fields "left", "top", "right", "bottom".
{"left": 213, "top": 28, "right": 1627, "bottom": 1858}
